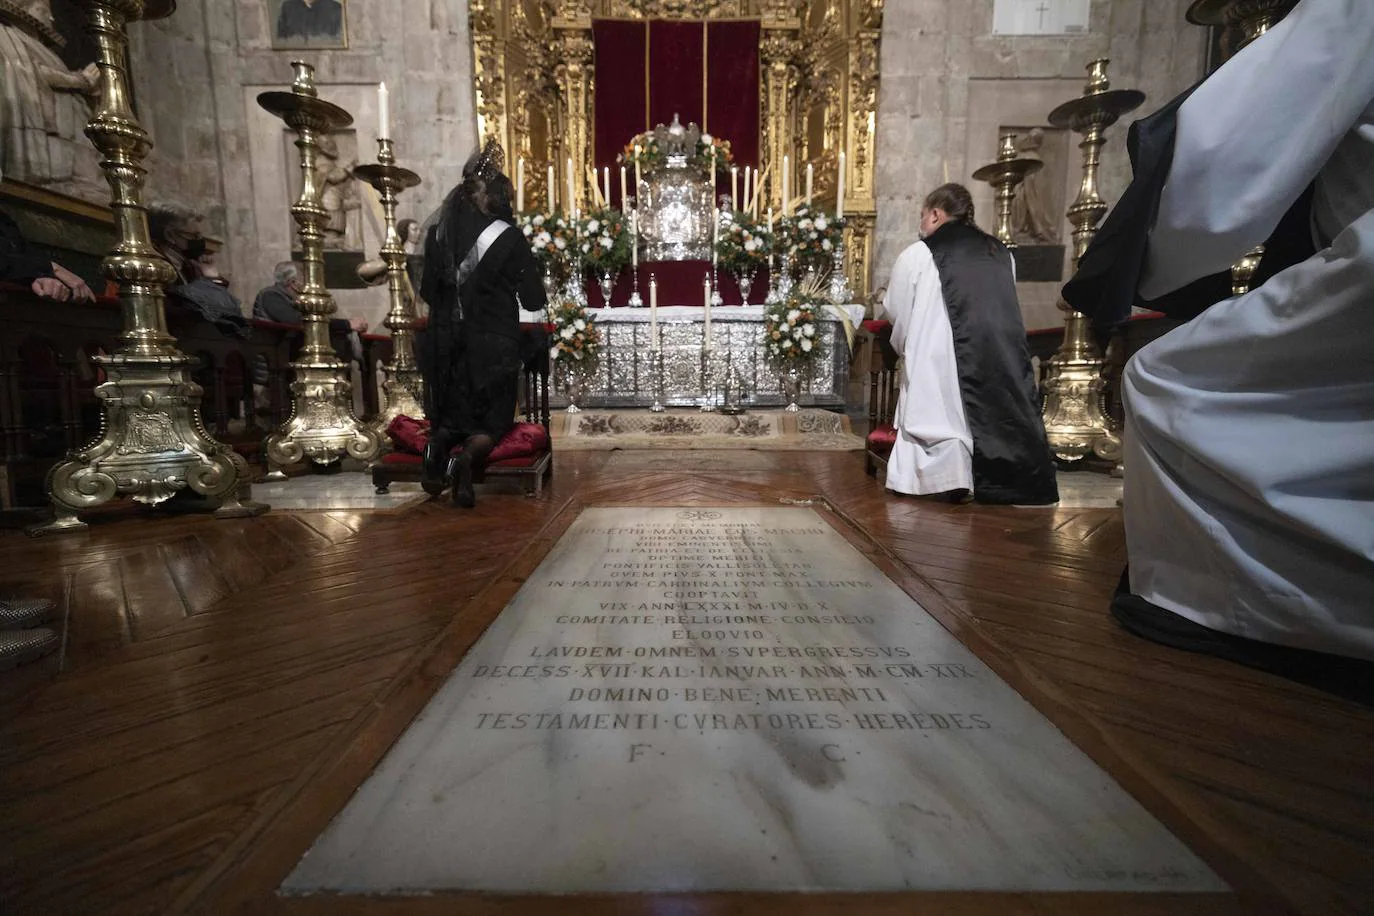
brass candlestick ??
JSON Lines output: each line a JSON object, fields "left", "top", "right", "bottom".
{"left": 259, "top": 63, "right": 381, "bottom": 469}
{"left": 1040, "top": 59, "right": 1144, "bottom": 464}
{"left": 32, "top": 0, "right": 265, "bottom": 535}
{"left": 1188, "top": 0, "right": 1298, "bottom": 295}
{"left": 354, "top": 139, "right": 423, "bottom": 437}
{"left": 972, "top": 133, "right": 1044, "bottom": 249}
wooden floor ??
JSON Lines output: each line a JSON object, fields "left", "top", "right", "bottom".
{"left": 0, "top": 451, "right": 1370, "bottom": 914}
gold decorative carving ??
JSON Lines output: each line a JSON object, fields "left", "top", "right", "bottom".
{"left": 258, "top": 62, "right": 382, "bottom": 471}
{"left": 31, "top": 0, "right": 265, "bottom": 535}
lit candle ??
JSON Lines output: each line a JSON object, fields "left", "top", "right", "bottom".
{"left": 649, "top": 274, "right": 659, "bottom": 345}
{"left": 547, "top": 163, "right": 556, "bottom": 210}
{"left": 703, "top": 273, "right": 712, "bottom": 349}
{"left": 377, "top": 82, "right": 390, "bottom": 141}
{"left": 566, "top": 156, "right": 575, "bottom": 218}
{"left": 516, "top": 157, "right": 525, "bottom": 212}
{"left": 781, "top": 155, "right": 790, "bottom": 216}
{"left": 805, "top": 162, "right": 814, "bottom": 207}
{"left": 603, "top": 166, "right": 611, "bottom": 210}
{"left": 620, "top": 165, "right": 627, "bottom": 208}
{"left": 731, "top": 166, "right": 739, "bottom": 212}
{"left": 836, "top": 151, "right": 845, "bottom": 219}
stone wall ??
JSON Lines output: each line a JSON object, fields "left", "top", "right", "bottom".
{"left": 130, "top": 0, "right": 478, "bottom": 329}
{"left": 873, "top": 0, "right": 1207, "bottom": 329}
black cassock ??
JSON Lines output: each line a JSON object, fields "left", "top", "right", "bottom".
{"left": 419, "top": 204, "right": 547, "bottom": 447}
{"left": 922, "top": 221, "right": 1058, "bottom": 505}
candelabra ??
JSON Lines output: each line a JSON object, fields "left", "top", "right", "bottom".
{"left": 259, "top": 63, "right": 381, "bottom": 471}
{"left": 1039, "top": 59, "right": 1144, "bottom": 464}
{"left": 828, "top": 237, "right": 854, "bottom": 305}
{"left": 33, "top": 0, "right": 265, "bottom": 534}
{"left": 767, "top": 250, "right": 794, "bottom": 305}
{"left": 354, "top": 139, "right": 423, "bottom": 437}
{"left": 972, "top": 133, "right": 1044, "bottom": 248}
{"left": 1187, "top": 0, "right": 1298, "bottom": 294}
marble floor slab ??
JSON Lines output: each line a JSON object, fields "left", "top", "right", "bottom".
{"left": 1044, "top": 470, "right": 1124, "bottom": 509}
{"left": 253, "top": 473, "right": 427, "bottom": 511}
{"left": 282, "top": 507, "right": 1221, "bottom": 896}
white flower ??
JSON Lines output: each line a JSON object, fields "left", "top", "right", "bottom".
{"left": 781, "top": 339, "right": 793, "bottom": 349}
{"left": 574, "top": 318, "right": 586, "bottom": 330}
{"left": 560, "top": 327, "right": 575, "bottom": 340}
{"left": 533, "top": 215, "right": 545, "bottom": 226}
{"left": 554, "top": 237, "right": 567, "bottom": 250}
{"left": 802, "top": 323, "right": 815, "bottom": 337}
{"left": 800, "top": 219, "right": 814, "bottom": 230}
{"left": 787, "top": 308, "right": 801, "bottom": 321}
{"left": 800, "top": 338, "right": 813, "bottom": 352}
{"left": 600, "top": 236, "right": 613, "bottom": 249}
{"left": 588, "top": 219, "right": 601, "bottom": 233}
{"left": 701, "top": 132, "right": 712, "bottom": 144}
{"left": 815, "top": 216, "right": 828, "bottom": 231}
{"left": 822, "top": 239, "right": 833, "bottom": 251}
{"left": 581, "top": 242, "right": 591, "bottom": 253}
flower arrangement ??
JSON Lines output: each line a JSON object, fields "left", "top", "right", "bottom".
{"left": 574, "top": 207, "right": 632, "bottom": 276}
{"left": 714, "top": 211, "right": 772, "bottom": 275}
{"left": 619, "top": 131, "right": 733, "bottom": 174}
{"left": 549, "top": 298, "right": 601, "bottom": 364}
{"left": 762, "top": 282, "right": 825, "bottom": 369}
{"left": 519, "top": 211, "right": 576, "bottom": 281}
{"left": 775, "top": 205, "right": 846, "bottom": 274}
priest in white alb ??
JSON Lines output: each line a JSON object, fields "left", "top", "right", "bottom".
{"left": 881, "top": 184, "right": 1058, "bottom": 505}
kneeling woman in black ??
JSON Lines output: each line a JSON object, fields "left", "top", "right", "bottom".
{"left": 419, "top": 142, "right": 547, "bottom": 507}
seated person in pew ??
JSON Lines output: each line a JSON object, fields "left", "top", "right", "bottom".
{"left": 879, "top": 183, "right": 1058, "bottom": 505}
{"left": 418, "top": 140, "right": 546, "bottom": 508}
{"left": 1062, "top": 0, "right": 1374, "bottom": 691}
{"left": 0, "top": 204, "right": 95, "bottom": 303}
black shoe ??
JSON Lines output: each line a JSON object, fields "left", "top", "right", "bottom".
{"left": 449, "top": 452, "right": 475, "bottom": 508}
{"left": 421, "top": 439, "right": 449, "bottom": 496}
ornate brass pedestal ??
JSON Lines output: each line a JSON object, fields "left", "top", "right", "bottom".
{"left": 1039, "top": 59, "right": 1144, "bottom": 464}
{"left": 355, "top": 140, "right": 423, "bottom": 436}
{"left": 1188, "top": 0, "right": 1298, "bottom": 295}
{"left": 31, "top": 0, "right": 265, "bottom": 535}
{"left": 259, "top": 64, "right": 381, "bottom": 470}
{"left": 972, "top": 133, "right": 1044, "bottom": 249}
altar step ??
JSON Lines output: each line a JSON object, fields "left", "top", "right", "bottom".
{"left": 553, "top": 407, "right": 863, "bottom": 451}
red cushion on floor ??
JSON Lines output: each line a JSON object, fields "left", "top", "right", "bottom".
{"left": 861, "top": 319, "right": 892, "bottom": 335}
{"left": 380, "top": 451, "right": 422, "bottom": 466}
{"left": 387, "top": 415, "right": 430, "bottom": 455}
{"left": 447, "top": 422, "right": 551, "bottom": 462}
{"left": 866, "top": 424, "right": 897, "bottom": 455}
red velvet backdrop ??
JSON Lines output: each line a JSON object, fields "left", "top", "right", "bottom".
{"left": 592, "top": 19, "right": 760, "bottom": 210}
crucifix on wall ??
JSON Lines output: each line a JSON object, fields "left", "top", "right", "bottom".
{"left": 992, "top": 0, "right": 1090, "bottom": 35}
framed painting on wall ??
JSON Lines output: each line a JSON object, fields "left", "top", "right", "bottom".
{"left": 270, "top": 0, "right": 348, "bottom": 51}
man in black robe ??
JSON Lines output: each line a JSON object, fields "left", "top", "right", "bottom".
{"left": 276, "top": 0, "right": 343, "bottom": 43}
{"left": 881, "top": 183, "right": 1058, "bottom": 505}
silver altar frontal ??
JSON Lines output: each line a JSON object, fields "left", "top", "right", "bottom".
{"left": 554, "top": 306, "right": 862, "bottom": 409}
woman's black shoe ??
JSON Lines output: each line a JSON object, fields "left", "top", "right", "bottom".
{"left": 449, "top": 452, "right": 476, "bottom": 508}
{"left": 421, "top": 439, "right": 449, "bottom": 496}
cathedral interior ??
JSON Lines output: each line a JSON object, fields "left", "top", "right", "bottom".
{"left": 1, "top": 0, "right": 1371, "bottom": 913}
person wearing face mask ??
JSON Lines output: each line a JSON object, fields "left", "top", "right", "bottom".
{"left": 878, "top": 182, "right": 1058, "bottom": 505}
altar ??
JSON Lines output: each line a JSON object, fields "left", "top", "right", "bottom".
{"left": 557, "top": 305, "right": 863, "bottom": 409}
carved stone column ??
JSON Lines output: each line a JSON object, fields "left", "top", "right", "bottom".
{"left": 259, "top": 63, "right": 382, "bottom": 470}
{"left": 355, "top": 141, "right": 424, "bottom": 435}
{"left": 1039, "top": 59, "right": 1143, "bottom": 464}
{"left": 552, "top": 12, "right": 594, "bottom": 213}
{"left": 844, "top": 21, "right": 881, "bottom": 299}
{"left": 31, "top": 0, "right": 266, "bottom": 535}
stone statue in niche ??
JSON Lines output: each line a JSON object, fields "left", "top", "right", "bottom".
{"left": 1008, "top": 127, "right": 1063, "bottom": 245}
{"left": 316, "top": 132, "right": 362, "bottom": 251}
{"left": 0, "top": 0, "right": 104, "bottom": 200}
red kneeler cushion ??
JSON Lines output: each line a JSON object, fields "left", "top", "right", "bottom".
{"left": 866, "top": 424, "right": 897, "bottom": 456}
{"left": 381, "top": 416, "right": 549, "bottom": 466}
{"left": 387, "top": 415, "right": 431, "bottom": 454}
{"left": 483, "top": 422, "right": 550, "bottom": 462}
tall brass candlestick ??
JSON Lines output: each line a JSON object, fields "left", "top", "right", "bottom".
{"left": 1187, "top": 0, "right": 1298, "bottom": 294}
{"left": 259, "top": 63, "right": 381, "bottom": 470}
{"left": 354, "top": 139, "right": 423, "bottom": 436}
{"left": 1040, "top": 59, "right": 1144, "bottom": 464}
{"left": 33, "top": 0, "right": 265, "bottom": 535}
{"left": 971, "top": 133, "right": 1044, "bottom": 249}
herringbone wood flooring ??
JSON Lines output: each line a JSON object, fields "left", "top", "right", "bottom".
{"left": 0, "top": 452, "right": 1369, "bottom": 915}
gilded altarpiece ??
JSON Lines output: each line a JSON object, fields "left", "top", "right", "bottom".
{"left": 469, "top": 0, "right": 882, "bottom": 297}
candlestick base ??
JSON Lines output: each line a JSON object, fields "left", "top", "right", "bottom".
{"left": 649, "top": 347, "right": 666, "bottom": 412}
{"left": 627, "top": 291, "right": 644, "bottom": 308}
{"left": 698, "top": 347, "right": 717, "bottom": 411}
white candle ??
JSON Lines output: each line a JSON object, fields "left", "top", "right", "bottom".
{"left": 649, "top": 275, "right": 659, "bottom": 345}
{"left": 836, "top": 151, "right": 846, "bottom": 219}
{"left": 567, "top": 156, "right": 576, "bottom": 218}
{"left": 633, "top": 144, "right": 642, "bottom": 198}
{"left": 631, "top": 209, "right": 638, "bottom": 268}
{"left": 767, "top": 206, "right": 773, "bottom": 235}
{"left": 603, "top": 166, "right": 611, "bottom": 209}
{"left": 620, "top": 165, "right": 627, "bottom": 208}
{"left": 743, "top": 167, "right": 752, "bottom": 215}
{"left": 731, "top": 166, "right": 739, "bottom": 212}
{"left": 703, "top": 273, "right": 713, "bottom": 349}
{"left": 805, "top": 162, "right": 814, "bottom": 206}
{"left": 516, "top": 157, "right": 525, "bottom": 212}
{"left": 547, "top": 163, "right": 556, "bottom": 210}
{"left": 377, "top": 82, "right": 390, "bottom": 141}
{"left": 781, "top": 155, "right": 790, "bottom": 216}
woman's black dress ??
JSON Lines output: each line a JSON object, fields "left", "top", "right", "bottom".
{"left": 419, "top": 203, "right": 547, "bottom": 447}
